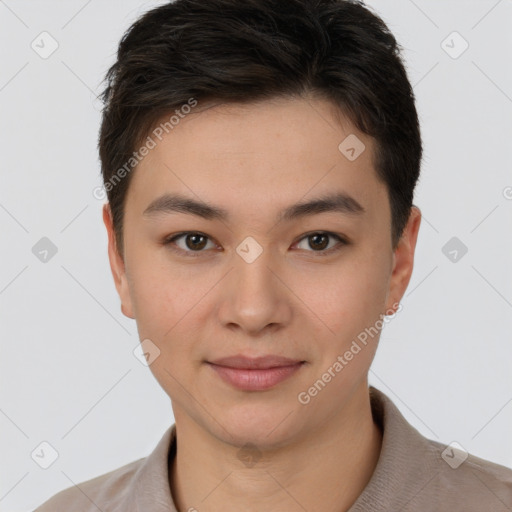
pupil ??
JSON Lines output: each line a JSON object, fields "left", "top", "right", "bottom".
{"left": 187, "top": 234, "right": 207, "bottom": 250}
{"left": 310, "top": 234, "right": 328, "bottom": 250}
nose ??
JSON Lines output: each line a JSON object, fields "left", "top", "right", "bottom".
{"left": 217, "top": 247, "right": 293, "bottom": 337}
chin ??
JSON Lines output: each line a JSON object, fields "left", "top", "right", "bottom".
{"left": 213, "top": 403, "right": 302, "bottom": 450}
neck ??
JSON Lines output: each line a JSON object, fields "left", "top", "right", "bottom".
{"left": 169, "top": 382, "right": 382, "bottom": 512}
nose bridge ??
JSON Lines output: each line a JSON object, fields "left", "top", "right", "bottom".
{"left": 218, "top": 238, "right": 291, "bottom": 333}
{"left": 235, "top": 246, "right": 275, "bottom": 296}
{"left": 233, "top": 239, "right": 279, "bottom": 307}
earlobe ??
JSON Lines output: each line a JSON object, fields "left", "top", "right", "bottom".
{"left": 385, "top": 206, "right": 422, "bottom": 313}
{"left": 102, "top": 204, "right": 135, "bottom": 319}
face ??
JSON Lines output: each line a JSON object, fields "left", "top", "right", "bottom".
{"left": 104, "top": 96, "right": 420, "bottom": 449}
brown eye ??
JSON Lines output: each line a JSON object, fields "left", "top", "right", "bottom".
{"left": 294, "top": 232, "right": 346, "bottom": 254}
{"left": 308, "top": 233, "right": 329, "bottom": 250}
{"left": 164, "top": 232, "right": 216, "bottom": 256}
{"left": 184, "top": 233, "right": 208, "bottom": 250}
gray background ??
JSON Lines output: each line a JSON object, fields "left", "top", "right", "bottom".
{"left": 1, "top": 0, "right": 511, "bottom": 510}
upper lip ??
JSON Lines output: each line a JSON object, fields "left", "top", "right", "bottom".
{"left": 208, "top": 355, "right": 304, "bottom": 370}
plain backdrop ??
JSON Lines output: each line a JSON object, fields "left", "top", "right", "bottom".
{"left": 1, "top": 1, "right": 511, "bottom": 510}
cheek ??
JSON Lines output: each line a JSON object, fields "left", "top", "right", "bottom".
{"left": 126, "top": 249, "right": 217, "bottom": 358}
{"left": 127, "top": 259, "right": 199, "bottom": 390}
{"left": 126, "top": 249, "right": 182, "bottom": 337}
{"left": 297, "top": 255, "right": 390, "bottom": 341}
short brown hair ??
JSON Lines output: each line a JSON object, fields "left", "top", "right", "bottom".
{"left": 98, "top": 0, "right": 422, "bottom": 254}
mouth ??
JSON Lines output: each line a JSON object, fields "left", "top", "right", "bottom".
{"left": 206, "top": 355, "right": 306, "bottom": 391}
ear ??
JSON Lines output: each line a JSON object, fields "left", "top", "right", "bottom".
{"left": 385, "top": 206, "right": 422, "bottom": 314}
{"left": 102, "top": 204, "right": 135, "bottom": 319}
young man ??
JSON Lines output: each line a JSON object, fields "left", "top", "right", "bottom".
{"left": 35, "top": 0, "right": 512, "bottom": 510}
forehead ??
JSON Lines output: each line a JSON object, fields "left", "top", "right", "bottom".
{"left": 149, "top": 96, "right": 370, "bottom": 161}
{"left": 126, "top": 96, "right": 387, "bottom": 225}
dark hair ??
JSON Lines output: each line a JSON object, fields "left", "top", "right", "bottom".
{"left": 98, "top": 0, "right": 422, "bottom": 254}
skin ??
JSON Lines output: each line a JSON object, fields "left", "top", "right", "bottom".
{"left": 103, "top": 95, "right": 421, "bottom": 512}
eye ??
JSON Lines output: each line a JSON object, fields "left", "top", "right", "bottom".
{"left": 163, "top": 232, "right": 218, "bottom": 257}
{"left": 293, "top": 231, "right": 347, "bottom": 255}
{"left": 163, "top": 230, "right": 348, "bottom": 258}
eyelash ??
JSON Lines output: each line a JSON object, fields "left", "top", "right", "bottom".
{"left": 162, "top": 231, "right": 348, "bottom": 258}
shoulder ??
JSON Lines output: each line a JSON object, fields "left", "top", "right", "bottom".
{"left": 33, "top": 457, "right": 145, "bottom": 512}
{"left": 423, "top": 438, "right": 512, "bottom": 509}
{"left": 360, "top": 387, "right": 512, "bottom": 511}
{"left": 33, "top": 425, "right": 176, "bottom": 512}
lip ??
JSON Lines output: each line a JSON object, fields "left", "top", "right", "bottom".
{"left": 210, "top": 355, "right": 303, "bottom": 369}
{"left": 207, "top": 355, "right": 305, "bottom": 391}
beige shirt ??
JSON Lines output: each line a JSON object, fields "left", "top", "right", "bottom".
{"left": 34, "top": 386, "right": 512, "bottom": 511}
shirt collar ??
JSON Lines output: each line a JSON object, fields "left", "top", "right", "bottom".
{"left": 122, "top": 386, "right": 437, "bottom": 511}
{"left": 348, "top": 386, "right": 438, "bottom": 511}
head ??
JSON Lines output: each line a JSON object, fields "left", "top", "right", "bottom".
{"left": 99, "top": 0, "right": 422, "bottom": 449}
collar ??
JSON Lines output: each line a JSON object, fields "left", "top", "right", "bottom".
{"left": 123, "top": 386, "right": 438, "bottom": 511}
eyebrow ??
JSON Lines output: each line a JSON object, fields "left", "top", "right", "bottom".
{"left": 143, "top": 192, "right": 365, "bottom": 222}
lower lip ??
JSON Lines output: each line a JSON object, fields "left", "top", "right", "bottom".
{"left": 208, "top": 362, "right": 304, "bottom": 391}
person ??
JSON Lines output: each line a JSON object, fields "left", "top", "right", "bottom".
{"left": 34, "top": 0, "right": 512, "bottom": 510}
